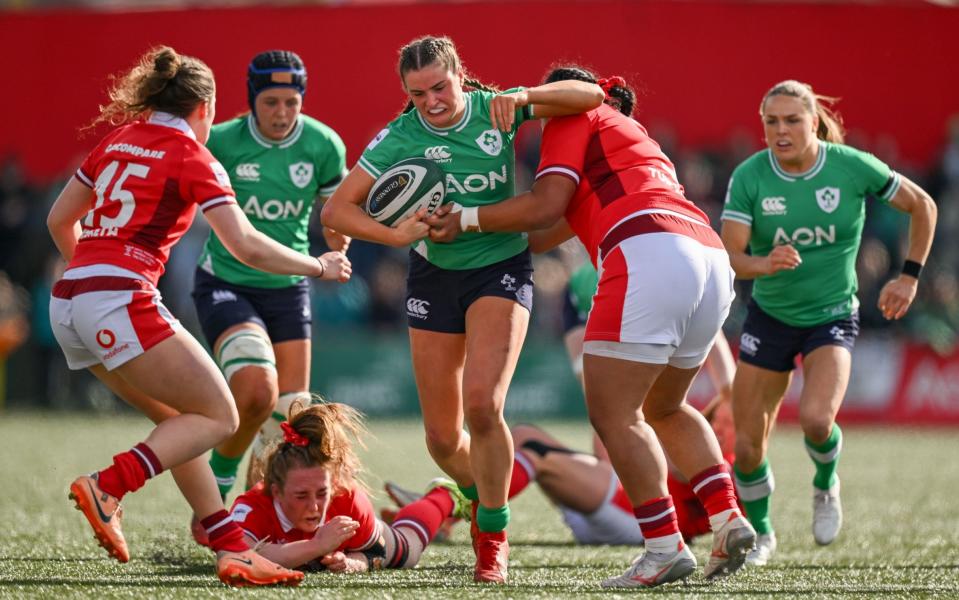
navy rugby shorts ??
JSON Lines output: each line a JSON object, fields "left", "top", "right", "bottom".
{"left": 737, "top": 300, "right": 859, "bottom": 372}
{"left": 405, "top": 249, "right": 534, "bottom": 333}
{"left": 192, "top": 267, "right": 312, "bottom": 347}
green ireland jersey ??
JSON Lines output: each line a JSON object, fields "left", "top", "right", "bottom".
{"left": 198, "top": 114, "right": 347, "bottom": 288}
{"left": 358, "top": 89, "right": 532, "bottom": 270}
{"left": 568, "top": 262, "right": 599, "bottom": 319}
{"left": 721, "top": 142, "right": 901, "bottom": 327}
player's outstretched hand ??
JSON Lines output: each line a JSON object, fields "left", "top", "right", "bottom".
{"left": 427, "top": 203, "right": 461, "bottom": 243}
{"left": 320, "top": 551, "right": 368, "bottom": 573}
{"left": 490, "top": 90, "right": 528, "bottom": 132}
{"left": 878, "top": 275, "right": 918, "bottom": 320}
{"left": 312, "top": 515, "right": 359, "bottom": 555}
{"left": 317, "top": 251, "right": 352, "bottom": 283}
{"left": 765, "top": 244, "right": 802, "bottom": 275}
{"left": 391, "top": 209, "right": 430, "bottom": 247}
{"left": 322, "top": 226, "right": 351, "bottom": 253}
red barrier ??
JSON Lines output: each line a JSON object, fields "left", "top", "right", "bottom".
{"left": 2, "top": 1, "right": 957, "bottom": 182}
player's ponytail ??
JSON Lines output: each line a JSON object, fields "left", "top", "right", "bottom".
{"left": 762, "top": 80, "right": 845, "bottom": 144}
{"left": 544, "top": 65, "right": 635, "bottom": 117}
{"left": 86, "top": 46, "right": 215, "bottom": 131}
{"left": 263, "top": 398, "right": 368, "bottom": 495}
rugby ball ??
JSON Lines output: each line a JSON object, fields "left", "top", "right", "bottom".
{"left": 366, "top": 157, "right": 446, "bottom": 227}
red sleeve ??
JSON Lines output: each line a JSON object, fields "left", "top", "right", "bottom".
{"left": 230, "top": 489, "right": 275, "bottom": 544}
{"left": 337, "top": 487, "right": 380, "bottom": 552}
{"left": 535, "top": 112, "right": 592, "bottom": 185}
{"left": 179, "top": 142, "right": 236, "bottom": 212}
{"left": 75, "top": 132, "right": 116, "bottom": 188}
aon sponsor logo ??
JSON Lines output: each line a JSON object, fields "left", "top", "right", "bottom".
{"left": 445, "top": 165, "right": 508, "bottom": 195}
{"left": 243, "top": 195, "right": 306, "bottom": 220}
{"left": 773, "top": 225, "right": 835, "bottom": 246}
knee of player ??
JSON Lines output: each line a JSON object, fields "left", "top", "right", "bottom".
{"left": 463, "top": 400, "right": 503, "bottom": 435}
{"left": 232, "top": 372, "right": 279, "bottom": 422}
{"left": 799, "top": 415, "right": 834, "bottom": 445}
{"left": 424, "top": 426, "right": 463, "bottom": 459}
{"left": 734, "top": 435, "right": 765, "bottom": 470}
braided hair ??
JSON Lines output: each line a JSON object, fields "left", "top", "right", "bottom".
{"left": 544, "top": 65, "right": 635, "bottom": 117}
{"left": 397, "top": 35, "right": 499, "bottom": 114}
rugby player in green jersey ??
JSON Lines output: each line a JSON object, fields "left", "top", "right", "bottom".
{"left": 720, "top": 80, "right": 937, "bottom": 565}
{"left": 322, "top": 36, "right": 603, "bottom": 583}
{"left": 190, "top": 51, "right": 352, "bottom": 542}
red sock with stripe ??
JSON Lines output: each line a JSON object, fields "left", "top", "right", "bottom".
{"left": 634, "top": 496, "right": 683, "bottom": 554}
{"left": 96, "top": 442, "right": 163, "bottom": 500}
{"left": 202, "top": 510, "right": 248, "bottom": 553}
{"left": 508, "top": 453, "right": 535, "bottom": 499}
{"left": 393, "top": 487, "right": 455, "bottom": 546}
{"left": 690, "top": 463, "right": 741, "bottom": 531}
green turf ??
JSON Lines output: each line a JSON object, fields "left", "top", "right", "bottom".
{"left": 1, "top": 413, "right": 957, "bottom": 598}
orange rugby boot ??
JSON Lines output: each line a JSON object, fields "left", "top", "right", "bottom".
{"left": 216, "top": 549, "right": 304, "bottom": 587}
{"left": 68, "top": 474, "right": 129, "bottom": 563}
{"left": 473, "top": 529, "right": 509, "bottom": 583}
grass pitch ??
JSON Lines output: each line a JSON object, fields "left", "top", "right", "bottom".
{"left": 1, "top": 413, "right": 957, "bottom": 598}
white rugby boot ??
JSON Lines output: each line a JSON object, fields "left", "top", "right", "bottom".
{"left": 813, "top": 478, "right": 843, "bottom": 545}
{"left": 745, "top": 531, "right": 777, "bottom": 566}
{"left": 601, "top": 544, "right": 697, "bottom": 589}
{"left": 704, "top": 513, "right": 756, "bottom": 579}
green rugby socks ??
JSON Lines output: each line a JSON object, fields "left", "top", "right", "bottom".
{"left": 806, "top": 424, "right": 843, "bottom": 490}
{"left": 734, "top": 458, "right": 775, "bottom": 535}
{"left": 209, "top": 450, "right": 243, "bottom": 499}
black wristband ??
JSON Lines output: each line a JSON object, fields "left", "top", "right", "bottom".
{"left": 315, "top": 256, "right": 326, "bottom": 278}
{"left": 902, "top": 259, "right": 923, "bottom": 279}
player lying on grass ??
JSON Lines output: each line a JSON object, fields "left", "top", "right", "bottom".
{"left": 384, "top": 394, "right": 737, "bottom": 548}
{"left": 229, "top": 399, "right": 471, "bottom": 572}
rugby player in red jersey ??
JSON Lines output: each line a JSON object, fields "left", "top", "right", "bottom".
{"left": 428, "top": 65, "right": 755, "bottom": 589}
{"left": 230, "top": 401, "right": 470, "bottom": 572}
{"left": 46, "top": 46, "right": 350, "bottom": 586}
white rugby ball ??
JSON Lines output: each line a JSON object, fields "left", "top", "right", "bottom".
{"left": 366, "top": 157, "right": 446, "bottom": 227}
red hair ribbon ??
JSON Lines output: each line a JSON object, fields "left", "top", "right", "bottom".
{"left": 597, "top": 76, "right": 626, "bottom": 97}
{"left": 280, "top": 421, "right": 309, "bottom": 447}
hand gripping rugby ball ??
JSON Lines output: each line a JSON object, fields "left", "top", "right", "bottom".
{"left": 366, "top": 157, "right": 446, "bottom": 226}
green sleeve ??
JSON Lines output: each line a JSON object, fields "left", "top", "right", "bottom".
{"left": 720, "top": 162, "right": 756, "bottom": 227}
{"left": 316, "top": 129, "right": 347, "bottom": 197}
{"left": 500, "top": 86, "right": 532, "bottom": 130}
{"left": 357, "top": 123, "right": 401, "bottom": 179}
{"left": 841, "top": 144, "right": 901, "bottom": 203}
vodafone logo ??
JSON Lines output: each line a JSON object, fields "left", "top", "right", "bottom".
{"left": 96, "top": 329, "right": 116, "bottom": 349}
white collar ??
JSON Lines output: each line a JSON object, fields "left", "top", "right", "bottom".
{"left": 147, "top": 112, "right": 196, "bottom": 139}
{"left": 272, "top": 497, "right": 295, "bottom": 533}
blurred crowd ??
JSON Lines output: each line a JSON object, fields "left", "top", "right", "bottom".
{"left": 2, "top": 118, "right": 958, "bottom": 407}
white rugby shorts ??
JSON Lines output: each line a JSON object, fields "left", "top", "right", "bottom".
{"left": 50, "top": 266, "right": 180, "bottom": 371}
{"left": 584, "top": 211, "right": 734, "bottom": 368}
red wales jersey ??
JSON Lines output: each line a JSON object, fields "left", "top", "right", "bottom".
{"left": 231, "top": 482, "right": 380, "bottom": 553}
{"left": 535, "top": 104, "right": 710, "bottom": 264}
{"left": 71, "top": 113, "right": 235, "bottom": 285}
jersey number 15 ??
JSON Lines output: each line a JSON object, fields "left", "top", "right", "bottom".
{"left": 84, "top": 160, "right": 150, "bottom": 230}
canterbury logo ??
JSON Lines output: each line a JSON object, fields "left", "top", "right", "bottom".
{"left": 424, "top": 146, "right": 452, "bottom": 162}
{"left": 761, "top": 196, "right": 787, "bottom": 216}
{"left": 406, "top": 298, "right": 430, "bottom": 317}
{"left": 211, "top": 290, "right": 238, "bottom": 305}
{"left": 740, "top": 333, "right": 761, "bottom": 355}
{"left": 235, "top": 163, "right": 260, "bottom": 181}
